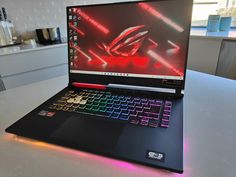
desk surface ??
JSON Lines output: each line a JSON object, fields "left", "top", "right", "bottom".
{"left": 0, "top": 70, "right": 236, "bottom": 177}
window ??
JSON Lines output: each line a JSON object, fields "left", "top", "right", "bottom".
{"left": 192, "top": 0, "right": 236, "bottom": 27}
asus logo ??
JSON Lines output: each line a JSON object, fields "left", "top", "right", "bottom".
{"left": 147, "top": 151, "right": 165, "bottom": 162}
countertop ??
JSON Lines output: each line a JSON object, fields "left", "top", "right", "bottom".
{"left": 191, "top": 27, "right": 236, "bottom": 40}
{"left": 0, "top": 43, "right": 67, "bottom": 56}
{"left": 0, "top": 70, "right": 236, "bottom": 177}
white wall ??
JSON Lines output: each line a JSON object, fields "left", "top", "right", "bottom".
{"left": 1, "top": 0, "right": 136, "bottom": 39}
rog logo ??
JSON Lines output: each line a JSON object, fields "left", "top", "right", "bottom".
{"left": 98, "top": 25, "right": 149, "bottom": 57}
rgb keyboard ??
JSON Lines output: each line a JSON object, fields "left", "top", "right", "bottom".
{"left": 48, "top": 90, "right": 173, "bottom": 128}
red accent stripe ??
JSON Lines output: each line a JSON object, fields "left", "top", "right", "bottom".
{"left": 72, "top": 82, "right": 106, "bottom": 90}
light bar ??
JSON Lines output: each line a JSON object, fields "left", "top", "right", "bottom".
{"left": 138, "top": 3, "right": 184, "bottom": 32}
{"left": 148, "top": 38, "right": 158, "bottom": 48}
{"left": 69, "top": 23, "right": 85, "bottom": 36}
{"left": 76, "top": 8, "right": 110, "bottom": 35}
{"left": 71, "top": 44, "right": 92, "bottom": 61}
{"left": 167, "top": 40, "right": 180, "bottom": 50}
{"left": 147, "top": 49, "right": 183, "bottom": 76}
{"left": 88, "top": 50, "right": 107, "bottom": 66}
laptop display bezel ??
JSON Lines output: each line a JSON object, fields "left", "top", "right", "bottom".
{"left": 66, "top": 0, "right": 192, "bottom": 90}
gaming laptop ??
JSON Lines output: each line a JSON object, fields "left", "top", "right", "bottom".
{"left": 6, "top": 0, "right": 193, "bottom": 173}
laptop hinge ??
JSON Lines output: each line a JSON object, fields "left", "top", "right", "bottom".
{"left": 107, "top": 84, "right": 175, "bottom": 94}
{"left": 175, "top": 88, "right": 183, "bottom": 98}
{"left": 71, "top": 82, "right": 184, "bottom": 97}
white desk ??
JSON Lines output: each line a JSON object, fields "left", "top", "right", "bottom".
{"left": 0, "top": 70, "right": 236, "bottom": 177}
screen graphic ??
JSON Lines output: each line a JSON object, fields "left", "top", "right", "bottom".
{"left": 68, "top": 1, "right": 191, "bottom": 80}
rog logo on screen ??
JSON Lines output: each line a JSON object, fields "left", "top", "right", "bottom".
{"left": 98, "top": 25, "right": 149, "bottom": 57}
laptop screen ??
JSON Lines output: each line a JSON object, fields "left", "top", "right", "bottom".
{"left": 68, "top": 0, "right": 191, "bottom": 81}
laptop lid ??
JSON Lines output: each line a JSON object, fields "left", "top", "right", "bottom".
{"left": 67, "top": 0, "right": 192, "bottom": 92}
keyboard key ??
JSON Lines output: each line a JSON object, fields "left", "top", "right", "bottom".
{"left": 78, "top": 105, "right": 86, "bottom": 109}
{"left": 120, "top": 105, "right": 128, "bottom": 110}
{"left": 72, "top": 104, "right": 80, "bottom": 108}
{"left": 144, "top": 112, "right": 159, "bottom": 120}
{"left": 68, "top": 107, "right": 76, "bottom": 112}
{"left": 48, "top": 106, "right": 56, "bottom": 110}
{"left": 143, "top": 106, "right": 151, "bottom": 112}
{"left": 110, "top": 112, "right": 119, "bottom": 119}
{"left": 93, "top": 101, "right": 100, "bottom": 105}
{"left": 164, "top": 106, "right": 171, "bottom": 111}
{"left": 65, "top": 103, "right": 73, "bottom": 107}
{"left": 139, "top": 116, "right": 149, "bottom": 121}
{"left": 106, "top": 103, "right": 112, "bottom": 108}
{"left": 149, "top": 99, "right": 155, "bottom": 103}
{"left": 62, "top": 107, "right": 69, "bottom": 111}
{"left": 91, "top": 105, "right": 98, "bottom": 109}
{"left": 130, "top": 110, "right": 137, "bottom": 116}
{"left": 92, "top": 107, "right": 99, "bottom": 112}
{"left": 160, "top": 121, "right": 169, "bottom": 128}
{"left": 113, "top": 104, "right": 120, "bottom": 109}
{"left": 67, "top": 98, "right": 74, "bottom": 103}
{"left": 128, "top": 104, "right": 136, "bottom": 109}
{"left": 114, "top": 100, "right": 120, "bottom": 104}
{"left": 106, "top": 108, "right": 113, "bottom": 113}
{"left": 80, "top": 99, "right": 87, "bottom": 105}
{"left": 150, "top": 105, "right": 161, "bottom": 112}
{"left": 99, "top": 102, "right": 106, "bottom": 107}
{"left": 162, "top": 116, "right": 170, "bottom": 121}
{"left": 57, "top": 99, "right": 67, "bottom": 103}
{"left": 136, "top": 103, "right": 143, "bottom": 108}
{"left": 113, "top": 108, "right": 121, "bottom": 114}
{"left": 98, "top": 106, "right": 106, "bottom": 112}
{"left": 73, "top": 99, "right": 80, "bottom": 104}
{"left": 121, "top": 109, "right": 129, "bottom": 115}
{"left": 130, "top": 116, "right": 139, "bottom": 124}
{"left": 156, "top": 100, "right": 163, "bottom": 104}
{"left": 119, "top": 114, "right": 129, "bottom": 120}
{"left": 140, "top": 119, "right": 149, "bottom": 126}
{"left": 165, "top": 101, "right": 172, "bottom": 107}
{"left": 149, "top": 119, "right": 158, "bottom": 128}
{"left": 85, "top": 107, "right": 92, "bottom": 111}
{"left": 163, "top": 111, "right": 171, "bottom": 116}
{"left": 120, "top": 102, "right": 128, "bottom": 106}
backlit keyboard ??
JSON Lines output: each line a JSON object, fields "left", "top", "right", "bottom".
{"left": 48, "top": 90, "right": 173, "bottom": 128}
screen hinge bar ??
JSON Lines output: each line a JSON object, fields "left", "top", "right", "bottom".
{"left": 108, "top": 84, "right": 176, "bottom": 94}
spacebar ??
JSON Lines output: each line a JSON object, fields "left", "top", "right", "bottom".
{"left": 75, "top": 110, "right": 109, "bottom": 117}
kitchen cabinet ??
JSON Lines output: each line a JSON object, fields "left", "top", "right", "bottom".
{"left": 0, "top": 43, "right": 68, "bottom": 90}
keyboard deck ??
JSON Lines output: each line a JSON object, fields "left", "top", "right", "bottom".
{"left": 48, "top": 89, "right": 172, "bottom": 128}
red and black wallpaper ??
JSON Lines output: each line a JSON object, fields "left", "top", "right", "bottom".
{"left": 68, "top": 0, "right": 191, "bottom": 78}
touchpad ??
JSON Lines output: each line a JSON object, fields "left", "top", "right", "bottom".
{"left": 50, "top": 115, "right": 124, "bottom": 150}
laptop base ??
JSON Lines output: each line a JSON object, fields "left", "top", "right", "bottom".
{"left": 6, "top": 87, "right": 183, "bottom": 173}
